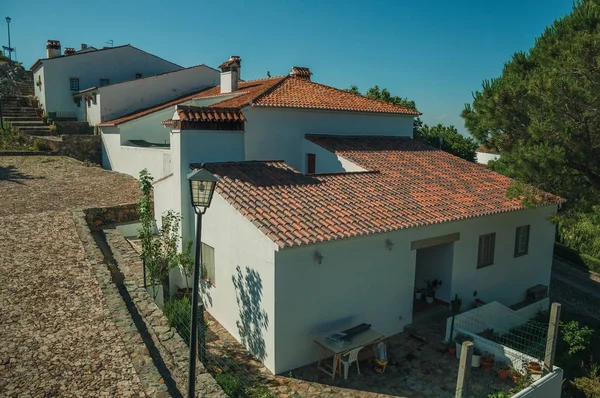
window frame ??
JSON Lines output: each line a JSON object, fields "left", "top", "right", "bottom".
{"left": 99, "top": 78, "right": 110, "bottom": 87}
{"left": 514, "top": 225, "right": 530, "bottom": 257}
{"left": 477, "top": 232, "right": 496, "bottom": 269}
{"left": 135, "top": 73, "right": 142, "bottom": 79}
{"left": 200, "top": 242, "right": 215, "bottom": 286}
{"left": 306, "top": 153, "right": 316, "bottom": 174}
{"left": 69, "top": 78, "right": 80, "bottom": 91}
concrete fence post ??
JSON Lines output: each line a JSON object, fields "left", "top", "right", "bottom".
{"left": 455, "top": 341, "right": 473, "bottom": 398}
{"left": 544, "top": 302, "right": 561, "bottom": 372}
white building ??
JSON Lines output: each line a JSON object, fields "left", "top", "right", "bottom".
{"left": 101, "top": 57, "right": 561, "bottom": 375}
{"left": 31, "top": 41, "right": 181, "bottom": 121}
{"left": 476, "top": 144, "right": 501, "bottom": 165}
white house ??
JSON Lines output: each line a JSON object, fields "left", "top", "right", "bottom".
{"left": 31, "top": 41, "right": 181, "bottom": 121}
{"left": 102, "top": 57, "right": 561, "bottom": 374}
{"left": 476, "top": 144, "right": 501, "bottom": 165}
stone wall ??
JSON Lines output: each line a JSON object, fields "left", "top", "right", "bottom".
{"left": 84, "top": 203, "right": 139, "bottom": 229}
{"left": 56, "top": 134, "right": 101, "bottom": 164}
{"left": 55, "top": 121, "right": 94, "bottom": 136}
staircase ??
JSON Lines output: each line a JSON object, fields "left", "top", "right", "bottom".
{"left": 2, "top": 96, "right": 52, "bottom": 136}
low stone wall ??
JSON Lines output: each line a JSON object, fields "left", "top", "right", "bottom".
{"left": 0, "top": 150, "right": 58, "bottom": 156}
{"left": 104, "top": 228, "right": 227, "bottom": 397}
{"left": 84, "top": 203, "right": 139, "bottom": 229}
{"left": 55, "top": 121, "right": 94, "bottom": 135}
{"left": 56, "top": 134, "right": 101, "bottom": 164}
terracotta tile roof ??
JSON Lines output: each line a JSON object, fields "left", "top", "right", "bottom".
{"left": 99, "top": 76, "right": 285, "bottom": 126}
{"left": 251, "top": 77, "right": 421, "bottom": 115}
{"left": 174, "top": 105, "right": 246, "bottom": 122}
{"left": 197, "top": 136, "right": 561, "bottom": 249}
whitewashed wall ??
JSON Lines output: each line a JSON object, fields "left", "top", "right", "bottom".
{"left": 302, "top": 139, "right": 365, "bottom": 173}
{"left": 34, "top": 45, "right": 180, "bottom": 119}
{"left": 86, "top": 65, "right": 219, "bottom": 125}
{"left": 86, "top": 92, "right": 101, "bottom": 125}
{"left": 271, "top": 204, "right": 556, "bottom": 373}
{"left": 476, "top": 151, "right": 501, "bottom": 165}
{"left": 197, "top": 193, "right": 279, "bottom": 372}
{"left": 33, "top": 68, "right": 46, "bottom": 111}
{"left": 118, "top": 108, "right": 174, "bottom": 145}
{"left": 101, "top": 126, "right": 170, "bottom": 179}
{"left": 243, "top": 107, "right": 414, "bottom": 171}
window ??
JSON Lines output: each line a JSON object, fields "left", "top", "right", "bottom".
{"left": 306, "top": 153, "right": 316, "bottom": 174}
{"left": 477, "top": 233, "right": 496, "bottom": 268}
{"left": 135, "top": 73, "right": 142, "bottom": 79}
{"left": 514, "top": 225, "right": 530, "bottom": 257}
{"left": 74, "top": 97, "right": 81, "bottom": 108}
{"left": 69, "top": 78, "right": 79, "bottom": 91}
{"left": 100, "top": 78, "right": 109, "bottom": 86}
{"left": 201, "top": 243, "right": 215, "bottom": 285}
{"left": 92, "top": 93, "right": 97, "bottom": 105}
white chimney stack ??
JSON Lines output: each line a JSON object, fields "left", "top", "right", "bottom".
{"left": 219, "top": 56, "right": 241, "bottom": 94}
{"left": 46, "top": 40, "right": 61, "bottom": 59}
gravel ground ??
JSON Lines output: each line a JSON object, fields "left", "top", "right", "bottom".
{"left": 0, "top": 156, "right": 140, "bottom": 216}
{"left": 0, "top": 156, "right": 145, "bottom": 397}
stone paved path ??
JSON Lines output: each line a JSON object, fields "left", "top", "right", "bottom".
{"left": 0, "top": 156, "right": 147, "bottom": 397}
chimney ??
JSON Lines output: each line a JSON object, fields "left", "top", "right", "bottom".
{"left": 46, "top": 40, "right": 61, "bottom": 58}
{"left": 64, "top": 47, "right": 76, "bottom": 55}
{"left": 289, "top": 66, "right": 312, "bottom": 81}
{"left": 219, "top": 56, "right": 241, "bottom": 94}
{"left": 81, "top": 43, "right": 88, "bottom": 50}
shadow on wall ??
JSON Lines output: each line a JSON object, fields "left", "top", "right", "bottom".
{"left": 232, "top": 265, "right": 269, "bottom": 361}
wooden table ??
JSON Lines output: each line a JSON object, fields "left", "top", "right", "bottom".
{"left": 314, "top": 329, "right": 385, "bottom": 380}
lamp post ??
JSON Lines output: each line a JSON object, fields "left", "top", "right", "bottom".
{"left": 5, "top": 17, "right": 11, "bottom": 65}
{"left": 186, "top": 167, "right": 217, "bottom": 398}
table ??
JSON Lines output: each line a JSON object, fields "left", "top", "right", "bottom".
{"left": 314, "top": 328, "right": 385, "bottom": 379}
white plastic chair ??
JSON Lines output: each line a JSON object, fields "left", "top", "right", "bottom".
{"left": 341, "top": 346, "right": 363, "bottom": 379}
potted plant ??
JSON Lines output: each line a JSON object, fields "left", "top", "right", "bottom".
{"left": 471, "top": 347, "right": 482, "bottom": 368}
{"left": 496, "top": 360, "right": 510, "bottom": 380}
{"left": 481, "top": 351, "right": 495, "bottom": 371}
{"left": 42, "top": 113, "right": 48, "bottom": 124}
{"left": 454, "top": 332, "right": 473, "bottom": 359}
{"left": 49, "top": 124, "right": 57, "bottom": 136}
{"left": 447, "top": 341, "right": 456, "bottom": 356}
{"left": 424, "top": 279, "right": 441, "bottom": 304}
{"left": 451, "top": 294, "right": 462, "bottom": 314}
{"left": 528, "top": 361, "right": 542, "bottom": 374}
{"left": 414, "top": 287, "right": 423, "bottom": 300}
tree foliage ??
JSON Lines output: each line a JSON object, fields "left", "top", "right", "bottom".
{"left": 415, "top": 123, "right": 478, "bottom": 162}
{"left": 462, "top": 0, "right": 600, "bottom": 256}
{"left": 346, "top": 85, "right": 476, "bottom": 160}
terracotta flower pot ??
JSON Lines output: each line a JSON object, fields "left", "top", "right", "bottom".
{"left": 512, "top": 372, "right": 523, "bottom": 383}
{"left": 481, "top": 359, "right": 494, "bottom": 372}
{"left": 498, "top": 369, "right": 510, "bottom": 380}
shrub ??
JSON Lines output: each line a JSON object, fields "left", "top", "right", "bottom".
{"left": 32, "top": 139, "right": 52, "bottom": 151}
{"left": 49, "top": 124, "right": 57, "bottom": 135}
{"left": 214, "top": 372, "right": 245, "bottom": 398}
{"left": 163, "top": 296, "right": 191, "bottom": 343}
{"left": 554, "top": 243, "right": 600, "bottom": 274}
{"left": 247, "top": 385, "right": 277, "bottom": 398}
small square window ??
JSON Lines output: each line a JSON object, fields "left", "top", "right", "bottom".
{"left": 514, "top": 225, "right": 530, "bottom": 257}
{"left": 70, "top": 78, "right": 79, "bottom": 91}
{"left": 477, "top": 233, "right": 496, "bottom": 269}
{"left": 135, "top": 73, "right": 142, "bottom": 79}
{"left": 201, "top": 243, "right": 215, "bottom": 286}
{"left": 100, "top": 78, "right": 109, "bottom": 86}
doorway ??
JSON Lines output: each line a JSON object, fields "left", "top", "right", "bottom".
{"left": 413, "top": 242, "right": 454, "bottom": 315}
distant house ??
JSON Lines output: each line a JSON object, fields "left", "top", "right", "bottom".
{"left": 476, "top": 143, "right": 501, "bottom": 165}
{"left": 100, "top": 56, "right": 561, "bottom": 374}
{"left": 30, "top": 41, "right": 181, "bottom": 121}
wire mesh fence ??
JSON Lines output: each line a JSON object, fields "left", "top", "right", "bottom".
{"left": 451, "top": 303, "right": 554, "bottom": 398}
{"left": 147, "top": 281, "right": 277, "bottom": 398}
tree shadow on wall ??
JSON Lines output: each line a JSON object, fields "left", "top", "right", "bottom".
{"left": 232, "top": 265, "right": 269, "bottom": 362}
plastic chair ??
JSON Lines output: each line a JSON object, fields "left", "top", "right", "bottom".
{"left": 341, "top": 346, "right": 363, "bottom": 379}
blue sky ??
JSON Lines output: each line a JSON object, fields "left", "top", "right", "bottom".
{"left": 5, "top": 0, "right": 572, "bottom": 136}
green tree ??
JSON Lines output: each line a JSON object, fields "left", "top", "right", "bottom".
{"left": 415, "top": 123, "right": 478, "bottom": 162}
{"left": 462, "top": 0, "right": 600, "bottom": 256}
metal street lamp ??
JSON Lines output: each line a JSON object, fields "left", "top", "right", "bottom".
{"left": 5, "top": 17, "right": 11, "bottom": 66}
{"left": 186, "top": 167, "right": 217, "bottom": 398}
